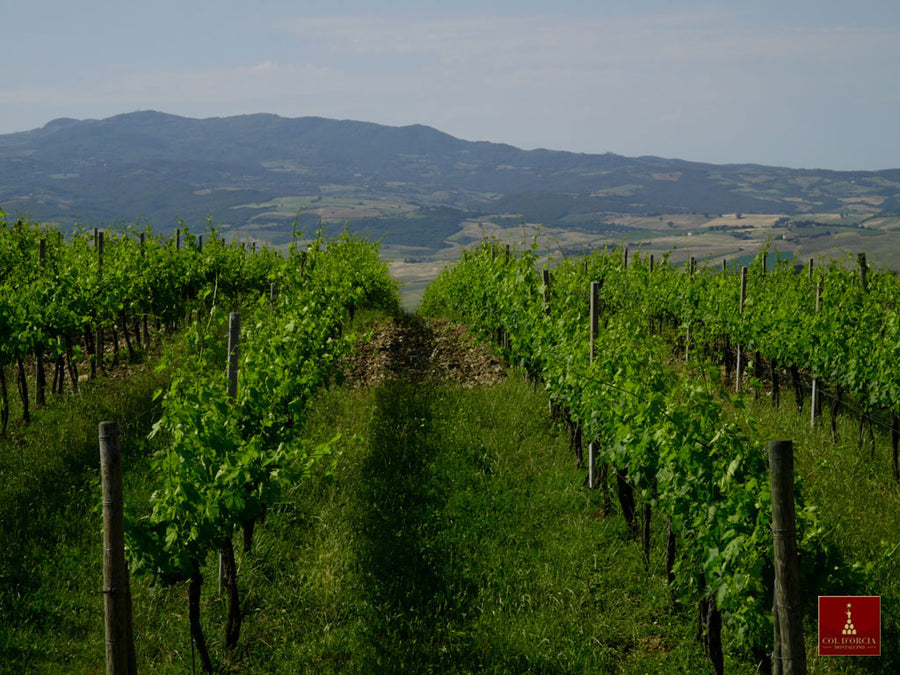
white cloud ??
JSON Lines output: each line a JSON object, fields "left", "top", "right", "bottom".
{"left": 3, "top": 6, "right": 900, "bottom": 167}
{"left": 272, "top": 12, "right": 900, "bottom": 68}
{"left": 3, "top": 62, "right": 342, "bottom": 107}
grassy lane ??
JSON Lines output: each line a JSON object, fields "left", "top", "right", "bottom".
{"left": 1, "top": 353, "right": 738, "bottom": 672}
{"left": 239, "top": 374, "right": 728, "bottom": 674}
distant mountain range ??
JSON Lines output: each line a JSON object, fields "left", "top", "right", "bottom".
{"left": 1, "top": 111, "right": 899, "bottom": 253}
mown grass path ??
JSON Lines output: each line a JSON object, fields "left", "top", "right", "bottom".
{"left": 241, "top": 317, "right": 729, "bottom": 673}
{"left": 1, "top": 317, "right": 735, "bottom": 673}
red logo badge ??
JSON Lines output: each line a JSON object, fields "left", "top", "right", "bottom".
{"left": 818, "top": 596, "right": 881, "bottom": 656}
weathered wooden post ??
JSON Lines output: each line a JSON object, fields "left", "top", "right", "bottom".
{"left": 35, "top": 240, "right": 47, "bottom": 406}
{"left": 588, "top": 281, "right": 599, "bottom": 490}
{"left": 219, "top": 312, "right": 241, "bottom": 594}
{"left": 769, "top": 440, "right": 806, "bottom": 675}
{"left": 665, "top": 516, "right": 676, "bottom": 584}
{"left": 736, "top": 267, "right": 748, "bottom": 392}
{"left": 226, "top": 312, "right": 240, "bottom": 402}
{"left": 96, "top": 232, "right": 105, "bottom": 373}
{"left": 686, "top": 258, "right": 696, "bottom": 361}
{"left": 858, "top": 252, "right": 868, "bottom": 292}
{"left": 811, "top": 280, "right": 822, "bottom": 427}
{"left": 542, "top": 270, "right": 551, "bottom": 314}
{"left": 99, "top": 422, "right": 137, "bottom": 675}
{"left": 176, "top": 229, "right": 181, "bottom": 251}
{"left": 221, "top": 312, "right": 243, "bottom": 649}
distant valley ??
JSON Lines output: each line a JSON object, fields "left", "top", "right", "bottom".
{"left": 2, "top": 111, "right": 899, "bottom": 306}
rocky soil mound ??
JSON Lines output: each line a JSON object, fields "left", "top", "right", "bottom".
{"left": 342, "top": 316, "right": 505, "bottom": 388}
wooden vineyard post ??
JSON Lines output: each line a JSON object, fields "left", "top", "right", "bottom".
{"left": 854, "top": 256, "right": 876, "bottom": 457}
{"left": 99, "top": 422, "right": 137, "bottom": 675}
{"left": 665, "top": 516, "right": 676, "bottom": 584}
{"left": 96, "top": 232, "right": 105, "bottom": 374}
{"left": 136, "top": 233, "right": 146, "bottom": 348}
{"left": 222, "top": 313, "right": 244, "bottom": 650}
{"left": 811, "top": 280, "right": 822, "bottom": 427}
{"left": 858, "top": 252, "right": 868, "bottom": 292}
{"left": 542, "top": 270, "right": 551, "bottom": 315}
{"left": 769, "top": 440, "right": 806, "bottom": 675}
{"left": 16, "top": 357, "right": 30, "bottom": 424}
{"left": 588, "top": 281, "right": 599, "bottom": 490}
{"left": 735, "top": 267, "right": 748, "bottom": 393}
{"left": 226, "top": 312, "right": 240, "bottom": 402}
{"left": 176, "top": 229, "right": 181, "bottom": 251}
{"left": 686, "top": 258, "right": 695, "bottom": 361}
{"left": 219, "top": 312, "right": 241, "bottom": 594}
{"left": 35, "top": 239, "right": 47, "bottom": 406}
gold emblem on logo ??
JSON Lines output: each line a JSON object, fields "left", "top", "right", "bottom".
{"left": 842, "top": 603, "right": 857, "bottom": 636}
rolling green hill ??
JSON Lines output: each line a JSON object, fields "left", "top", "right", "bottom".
{"left": 3, "top": 111, "right": 900, "bottom": 299}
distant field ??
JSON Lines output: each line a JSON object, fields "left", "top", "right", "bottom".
{"left": 388, "top": 211, "right": 900, "bottom": 309}
{"left": 233, "top": 195, "right": 417, "bottom": 224}
{"left": 228, "top": 198, "right": 900, "bottom": 310}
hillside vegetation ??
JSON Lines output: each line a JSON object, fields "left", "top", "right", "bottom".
{"left": 3, "top": 111, "right": 900, "bottom": 291}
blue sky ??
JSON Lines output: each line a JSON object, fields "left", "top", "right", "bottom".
{"left": 3, "top": 0, "right": 899, "bottom": 170}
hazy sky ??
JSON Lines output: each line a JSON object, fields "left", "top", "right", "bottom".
{"left": 3, "top": 0, "right": 899, "bottom": 170}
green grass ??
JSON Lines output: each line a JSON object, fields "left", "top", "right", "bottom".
{"left": 739, "top": 386, "right": 900, "bottom": 674}
{"left": 0, "top": 360, "right": 166, "bottom": 671}
{"left": 209, "top": 376, "right": 718, "bottom": 673}
{"left": 0, "top": 358, "right": 725, "bottom": 673}
{"left": 16, "top": 319, "right": 900, "bottom": 672}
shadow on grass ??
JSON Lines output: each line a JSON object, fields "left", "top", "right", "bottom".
{"left": 353, "top": 380, "right": 490, "bottom": 672}
{"left": 0, "top": 377, "right": 160, "bottom": 665}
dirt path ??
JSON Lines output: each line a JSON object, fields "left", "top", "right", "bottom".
{"left": 342, "top": 316, "right": 505, "bottom": 388}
